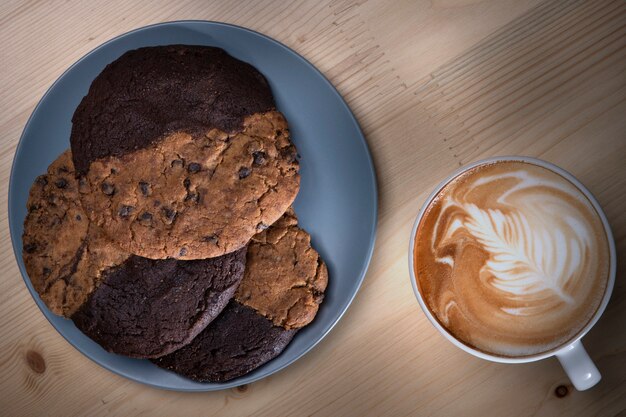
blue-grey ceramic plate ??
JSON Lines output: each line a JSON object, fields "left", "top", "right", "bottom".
{"left": 8, "top": 21, "right": 377, "bottom": 391}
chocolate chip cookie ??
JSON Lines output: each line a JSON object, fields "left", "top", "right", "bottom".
{"left": 23, "top": 151, "right": 248, "bottom": 357}
{"left": 22, "top": 150, "right": 130, "bottom": 317}
{"left": 235, "top": 208, "right": 328, "bottom": 329}
{"left": 153, "top": 210, "right": 328, "bottom": 381}
{"left": 71, "top": 45, "right": 300, "bottom": 260}
{"left": 70, "top": 45, "right": 275, "bottom": 175}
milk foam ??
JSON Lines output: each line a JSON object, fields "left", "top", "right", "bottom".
{"left": 414, "top": 161, "right": 609, "bottom": 357}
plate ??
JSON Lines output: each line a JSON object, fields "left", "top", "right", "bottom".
{"left": 8, "top": 21, "right": 377, "bottom": 391}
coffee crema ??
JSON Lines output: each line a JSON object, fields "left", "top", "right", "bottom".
{"left": 414, "top": 160, "right": 609, "bottom": 357}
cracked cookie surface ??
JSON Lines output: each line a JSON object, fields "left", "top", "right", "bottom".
{"left": 152, "top": 302, "right": 296, "bottom": 382}
{"left": 72, "top": 247, "right": 247, "bottom": 359}
{"left": 80, "top": 111, "right": 300, "bottom": 260}
{"left": 236, "top": 208, "right": 328, "bottom": 329}
{"left": 22, "top": 150, "right": 130, "bottom": 317}
{"left": 152, "top": 209, "right": 328, "bottom": 381}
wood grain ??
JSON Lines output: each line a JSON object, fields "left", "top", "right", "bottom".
{"left": 1, "top": 0, "right": 624, "bottom": 416}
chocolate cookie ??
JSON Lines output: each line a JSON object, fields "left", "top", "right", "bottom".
{"left": 153, "top": 210, "right": 328, "bottom": 382}
{"left": 70, "top": 45, "right": 275, "bottom": 175}
{"left": 153, "top": 302, "right": 296, "bottom": 382}
{"left": 71, "top": 45, "right": 300, "bottom": 260}
{"left": 22, "top": 150, "right": 129, "bottom": 317}
{"left": 72, "top": 248, "right": 247, "bottom": 358}
{"left": 23, "top": 151, "right": 247, "bottom": 358}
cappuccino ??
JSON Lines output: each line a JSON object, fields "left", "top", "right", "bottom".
{"left": 413, "top": 160, "right": 610, "bottom": 357}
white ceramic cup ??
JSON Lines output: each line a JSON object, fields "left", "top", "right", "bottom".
{"left": 409, "top": 156, "right": 616, "bottom": 391}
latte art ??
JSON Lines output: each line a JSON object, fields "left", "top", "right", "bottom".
{"left": 414, "top": 161, "right": 609, "bottom": 356}
{"left": 437, "top": 173, "right": 589, "bottom": 313}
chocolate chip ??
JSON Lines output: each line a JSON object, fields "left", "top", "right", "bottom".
{"left": 183, "top": 178, "right": 191, "bottom": 189}
{"left": 202, "top": 235, "right": 218, "bottom": 244}
{"left": 187, "top": 163, "right": 201, "bottom": 173}
{"left": 35, "top": 176, "right": 48, "bottom": 186}
{"left": 118, "top": 205, "right": 134, "bottom": 218}
{"left": 43, "top": 267, "right": 51, "bottom": 276}
{"left": 238, "top": 167, "right": 251, "bottom": 179}
{"left": 100, "top": 182, "right": 115, "bottom": 196}
{"left": 75, "top": 215, "right": 82, "bottom": 221}
{"left": 54, "top": 178, "right": 68, "bottom": 189}
{"left": 24, "top": 243, "right": 37, "bottom": 254}
{"left": 162, "top": 207, "right": 177, "bottom": 224}
{"left": 139, "top": 181, "right": 150, "bottom": 196}
{"left": 110, "top": 168, "right": 118, "bottom": 174}
{"left": 280, "top": 146, "right": 298, "bottom": 163}
{"left": 140, "top": 212, "right": 153, "bottom": 221}
{"left": 256, "top": 222, "right": 268, "bottom": 230}
{"left": 179, "top": 247, "right": 188, "bottom": 256}
{"left": 185, "top": 192, "right": 200, "bottom": 203}
{"left": 276, "top": 130, "right": 282, "bottom": 136}
{"left": 312, "top": 288, "right": 325, "bottom": 301}
{"left": 171, "top": 159, "right": 184, "bottom": 168}
{"left": 252, "top": 151, "right": 266, "bottom": 166}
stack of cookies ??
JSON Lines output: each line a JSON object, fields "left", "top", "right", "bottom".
{"left": 22, "top": 45, "right": 328, "bottom": 382}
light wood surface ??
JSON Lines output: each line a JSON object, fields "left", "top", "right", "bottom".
{"left": 1, "top": 0, "right": 624, "bottom": 416}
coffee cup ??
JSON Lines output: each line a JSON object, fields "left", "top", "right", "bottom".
{"left": 409, "top": 156, "right": 616, "bottom": 391}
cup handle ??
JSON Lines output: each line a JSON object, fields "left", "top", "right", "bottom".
{"left": 555, "top": 340, "right": 601, "bottom": 391}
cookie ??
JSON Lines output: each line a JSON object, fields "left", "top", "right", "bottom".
{"left": 23, "top": 150, "right": 247, "bottom": 358}
{"left": 71, "top": 45, "right": 300, "bottom": 260}
{"left": 79, "top": 111, "right": 299, "bottom": 260}
{"left": 72, "top": 247, "right": 247, "bottom": 358}
{"left": 22, "top": 150, "right": 129, "bottom": 317}
{"left": 70, "top": 45, "right": 275, "bottom": 175}
{"left": 153, "top": 210, "right": 328, "bottom": 381}
{"left": 152, "top": 302, "right": 296, "bottom": 382}
{"left": 235, "top": 208, "right": 328, "bottom": 329}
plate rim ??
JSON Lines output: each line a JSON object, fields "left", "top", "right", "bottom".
{"left": 8, "top": 20, "right": 378, "bottom": 391}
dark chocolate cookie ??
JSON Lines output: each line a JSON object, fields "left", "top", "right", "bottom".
{"left": 153, "top": 302, "right": 296, "bottom": 382}
{"left": 152, "top": 210, "right": 328, "bottom": 381}
{"left": 71, "top": 45, "right": 299, "bottom": 260}
{"left": 70, "top": 45, "right": 275, "bottom": 175}
{"left": 73, "top": 247, "right": 247, "bottom": 358}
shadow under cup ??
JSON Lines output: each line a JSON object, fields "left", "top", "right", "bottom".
{"left": 408, "top": 156, "right": 616, "bottom": 391}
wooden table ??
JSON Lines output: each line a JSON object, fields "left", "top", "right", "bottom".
{"left": 1, "top": 0, "right": 624, "bottom": 415}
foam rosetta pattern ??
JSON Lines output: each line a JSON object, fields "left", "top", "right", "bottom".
{"left": 414, "top": 161, "right": 609, "bottom": 356}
